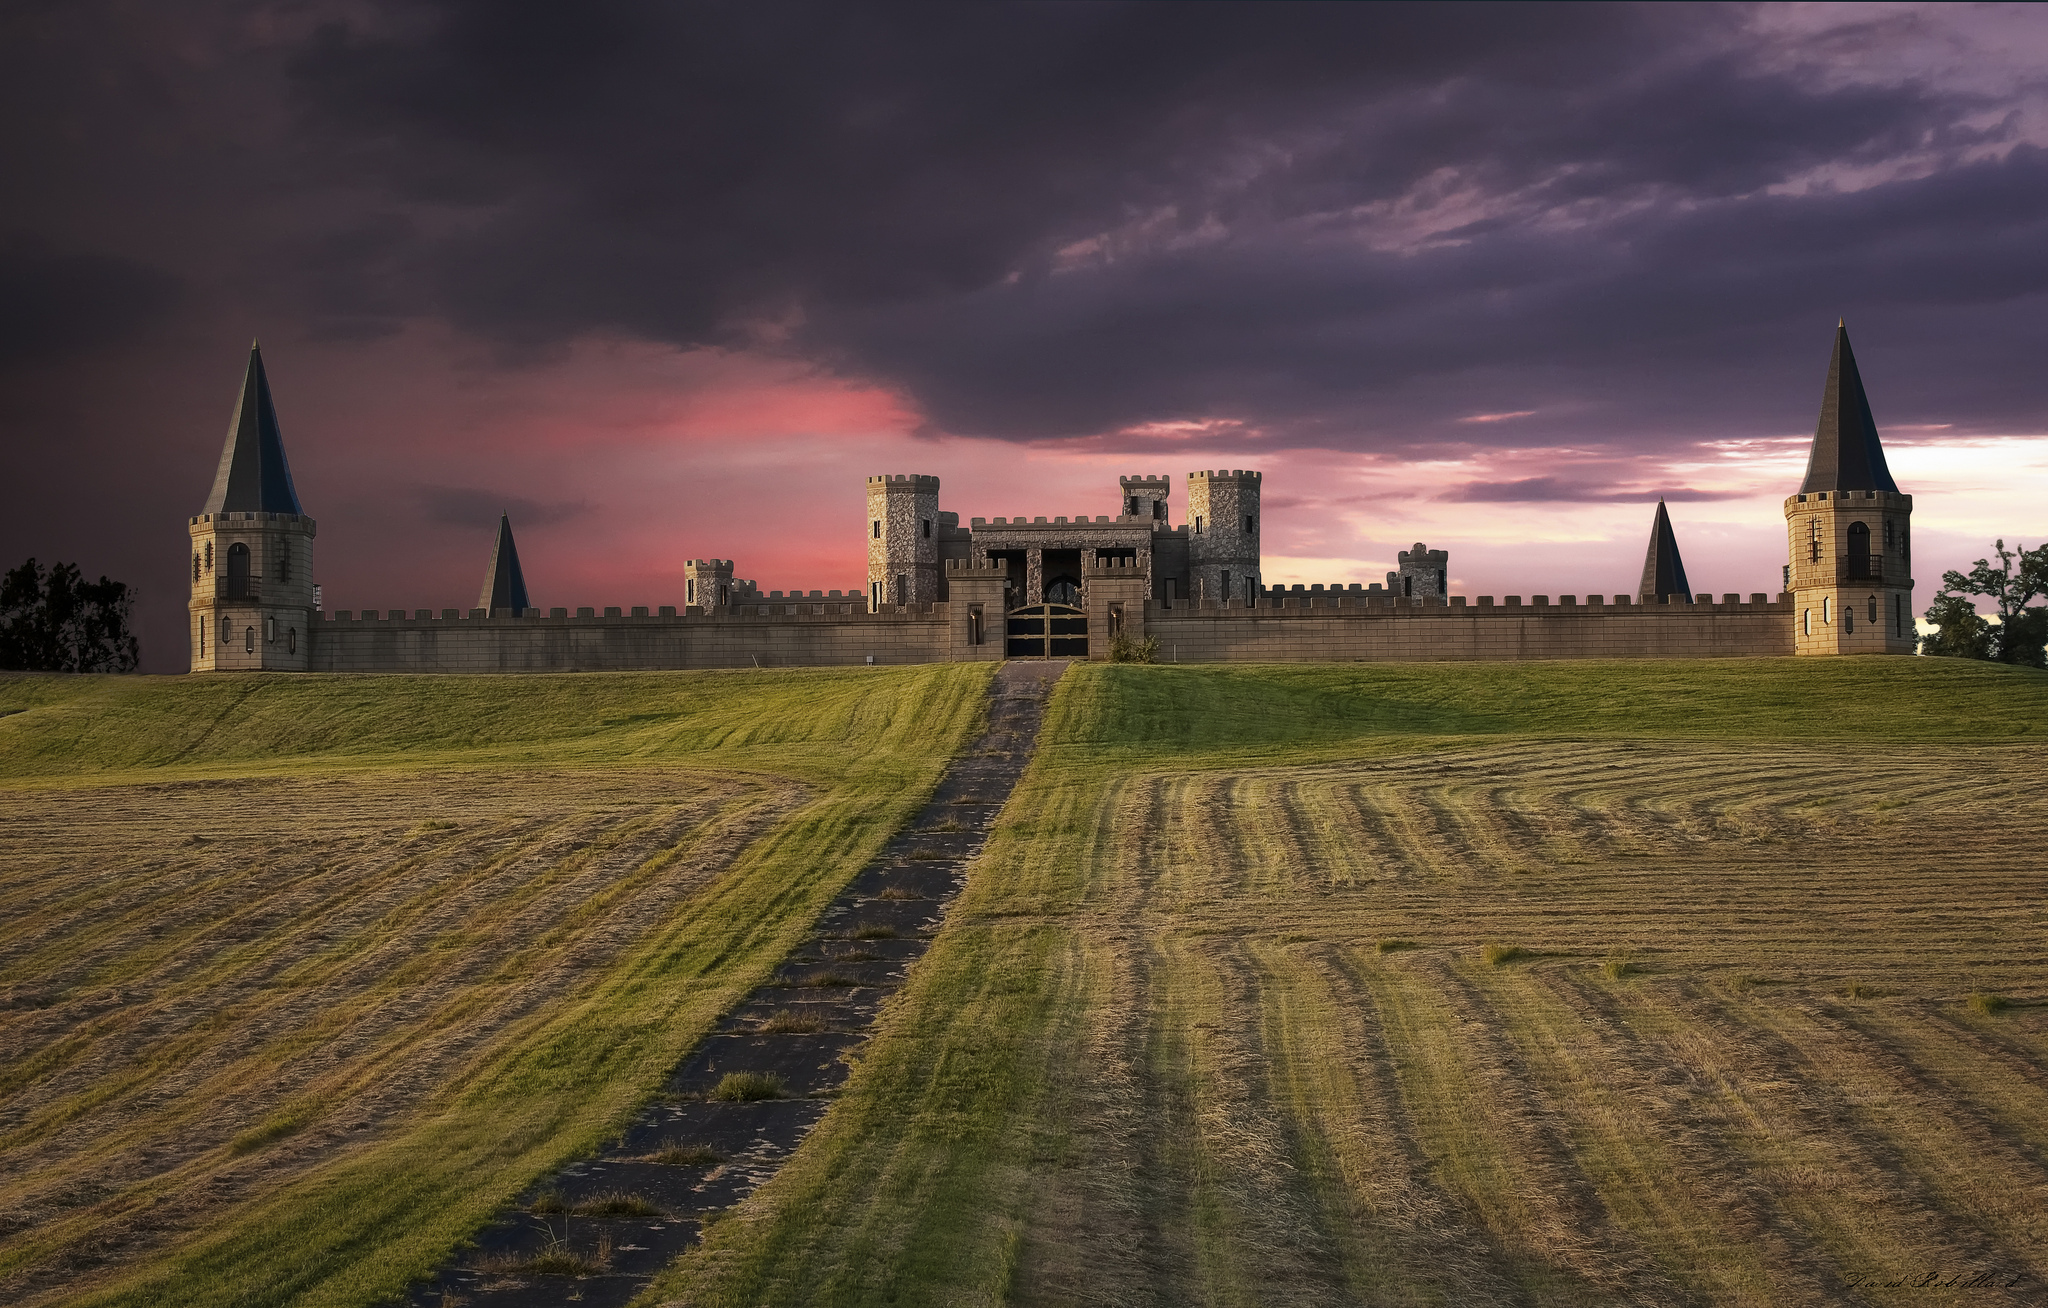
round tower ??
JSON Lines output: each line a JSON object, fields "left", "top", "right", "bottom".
{"left": 1186, "top": 469, "right": 1262, "bottom": 606}
{"left": 1785, "top": 323, "right": 1915, "bottom": 654}
{"left": 866, "top": 474, "right": 941, "bottom": 610}
{"left": 189, "top": 344, "right": 317, "bottom": 672}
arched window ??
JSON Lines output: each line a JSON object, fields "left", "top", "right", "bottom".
{"left": 204, "top": 542, "right": 214, "bottom": 572}
{"left": 1847, "top": 522, "right": 1871, "bottom": 578}
{"left": 1822, "top": 596, "right": 1831, "bottom": 624}
{"left": 287, "top": 626, "right": 297, "bottom": 654}
{"left": 1802, "top": 609, "right": 1811, "bottom": 636}
{"left": 192, "top": 553, "right": 202, "bottom": 583}
{"left": 225, "top": 542, "right": 251, "bottom": 598}
{"left": 276, "top": 542, "right": 290, "bottom": 583}
{"left": 1868, "top": 596, "right": 1877, "bottom": 624}
{"left": 1809, "top": 518, "right": 1822, "bottom": 562}
{"left": 244, "top": 625, "right": 255, "bottom": 653}
{"left": 220, "top": 615, "right": 232, "bottom": 647}
{"left": 198, "top": 617, "right": 206, "bottom": 657}
{"left": 1885, "top": 520, "right": 1895, "bottom": 550}
{"left": 1844, "top": 607, "right": 1854, "bottom": 634}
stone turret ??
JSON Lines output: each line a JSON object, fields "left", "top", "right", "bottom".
{"left": 1118, "top": 474, "right": 1171, "bottom": 524}
{"left": 1784, "top": 322, "right": 1915, "bottom": 654}
{"left": 866, "top": 474, "right": 941, "bottom": 610}
{"left": 188, "top": 342, "right": 317, "bottom": 672}
{"left": 685, "top": 558, "right": 737, "bottom": 611}
{"left": 1638, "top": 502, "right": 1691, "bottom": 602}
{"left": 1387, "top": 542, "right": 1448, "bottom": 600}
{"left": 1187, "top": 469, "right": 1262, "bottom": 606}
{"left": 477, "top": 513, "right": 533, "bottom": 616}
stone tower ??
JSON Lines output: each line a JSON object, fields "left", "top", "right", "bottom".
{"left": 1119, "top": 474, "right": 1171, "bottom": 524}
{"left": 1638, "top": 502, "right": 1692, "bottom": 602}
{"left": 685, "top": 559, "right": 736, "bottom": 611}
{"left": 477, "top": 513, "right": 532, "bottom": 615}
{"left": 1785, "top": 323, "right": 1915, "bottom": 655}
{"left": 866, "top": 474, "right": 940, "bottom": 610}
{"left": 1387, "top": 542, "right": 1448, "bottom": 599}
{"left": 1187, "top": 469, "right": 1262, "bottom": 605}
{"left": 188, "top": 343, "right": 317, "bottom": 672}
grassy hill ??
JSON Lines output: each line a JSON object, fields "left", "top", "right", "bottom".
{"left": 0, "top": 665, "right": 993, "bottom": 1308}
{"left": 664, "top": 656, "right": 2048, "bottom": 1307}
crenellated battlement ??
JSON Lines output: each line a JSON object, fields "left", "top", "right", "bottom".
{"left": 868, "top": 474, "right": 942, "bottom": 490}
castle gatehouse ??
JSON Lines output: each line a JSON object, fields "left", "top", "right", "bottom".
{"left": 187, "top": 325, "right": 1913, "bottom": 673}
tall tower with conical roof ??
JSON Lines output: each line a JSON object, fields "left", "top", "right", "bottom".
{"left": 1638, "top": 500, "right": 1693, "bottom": 601}
{"left": 1784, "top": 323, "right": 1914, "bottom": 655}
{"left": 188, "top": 343, "right": 318, "bottom": 671}
{"left": 477, "top": 513, "right": 533, "bottom": 615}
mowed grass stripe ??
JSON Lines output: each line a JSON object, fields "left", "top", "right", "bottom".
{"left": 652, "top": 660, "right": 2048, "bottom": 1307}
{"left": 0, "top": 664, "right": 993, "bottom": 1307}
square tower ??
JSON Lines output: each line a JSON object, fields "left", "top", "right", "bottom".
{"left": 866, "top": 474, "right": 941, "bottom": 610}
{"left": 1785, "top": 324, "right": 1915, "bottom": 655}
{"left": 1186, "top": 469, "right": 1262, "bottom": 606}
{"left": 188, "top": 344, "right": 318, "bottom": 672}
{"left": 1387, "top": 542, "right": 1448, "bottom": 599}
{"left": 1118, "top": 474, "right": 1171, "bottom": 524}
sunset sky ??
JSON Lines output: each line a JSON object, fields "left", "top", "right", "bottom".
{"left": 4, "top": 2, "right": 2046, "bottom": 671}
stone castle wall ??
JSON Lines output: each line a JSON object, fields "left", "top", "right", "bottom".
{"left": 302, "top": 582, "right": 1793, "bottom": 672}
{"left": 1147, "top": 591, "right": 1793, "bottom": 663}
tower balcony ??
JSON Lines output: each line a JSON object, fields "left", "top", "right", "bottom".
{"left": 212, "top": 577, "right": 262, "bottom": 601}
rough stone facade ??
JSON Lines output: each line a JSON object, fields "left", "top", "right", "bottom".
{"left": 866, "top": 475, "right": 940, "bottom": 610}
{"left": 1186, "top": 469, "right": 1262, "bottom": 606}
{"left": 1387, "top": 542, "right": 1448, "bottom": 600}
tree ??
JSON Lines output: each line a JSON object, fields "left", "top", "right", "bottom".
{"left": 1920, "top": 539, "right": 2048, "bottom": 667}
{"left": 0, "top": 558, "right": 141, "bottom": 673}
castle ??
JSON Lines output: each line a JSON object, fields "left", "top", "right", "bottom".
{"left": 186, "top": 325, "right": 1914, "bottom": 673}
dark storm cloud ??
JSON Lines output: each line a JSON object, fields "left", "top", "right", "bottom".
{"left": 0, "top": 239, "right": 184, "bottom": 368}
{"left": 247, "top": 0, "right": 2046, "bottom": 447}
{"left": 418, "top": 485, "right": 591, "bottom": 529}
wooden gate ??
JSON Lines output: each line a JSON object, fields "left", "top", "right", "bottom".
{"left": 1004, "top": 604, "right": 1087, "bottom": 658}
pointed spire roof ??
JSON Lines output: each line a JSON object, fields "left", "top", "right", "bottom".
{"left": 1799, "top": 321, "right": 1900, "bottom": 494}
{"left": 201, "top": 342, "right": 304, "bottom": 514}
{"left": 477, "top": 513, "right": 532, "bottom": 614}
{"left": 1638, "top": 499, "right": 1692, "bottom": 600}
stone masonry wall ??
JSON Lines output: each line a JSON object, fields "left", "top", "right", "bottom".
{"left": 1145, "top": 592, "right": 1794, "bottom": 662}
{"left": 308, "top": 603, "right": 951, "bottom": 672}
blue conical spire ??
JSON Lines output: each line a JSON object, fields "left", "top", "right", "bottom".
{"left": 1799, "top": 321, "right": 1900, "bottom": 494}
{"left": 477, "top": 513, "right": 532, "bottom": 614}
{"left": 201, "top": 342, "right": 304, "bottom": 514}
{"left": 1639, "top": 499, "right": 1692, "bottom": 600}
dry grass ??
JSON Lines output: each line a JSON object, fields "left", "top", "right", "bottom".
{"left": 0, "top": 662, "right": 994, "bottom": 1307}
{"left": 666, "top": 660, "right": 2048, "bottom": 1308}
{"left": 757, "top": 1010, "right": 826, "bottom": 1034}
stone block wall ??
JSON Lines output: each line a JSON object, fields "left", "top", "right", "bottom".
{"left": 1143, "top": 592, "right": 1795, "bottom": 663}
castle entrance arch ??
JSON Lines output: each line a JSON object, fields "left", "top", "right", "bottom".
{"left": 1006, "top": 604, "right": 1087, "bottom": 658}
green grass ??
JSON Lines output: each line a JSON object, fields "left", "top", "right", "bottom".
{"left": 0, "top": 664, "right": 992, "bottom": 1308}
{"left": 711, "top": 1072, "right": 786, "bottom": 1103}
{"left": 656, "top": 656, "right": 2048, "bottom": 1305}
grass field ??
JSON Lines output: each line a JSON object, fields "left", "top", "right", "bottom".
{"left": 662, "top": 656, "right": 2048, "bottom": 1307}
{"left": 0, "top": 664, "right": 993, "bottom": 1307}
